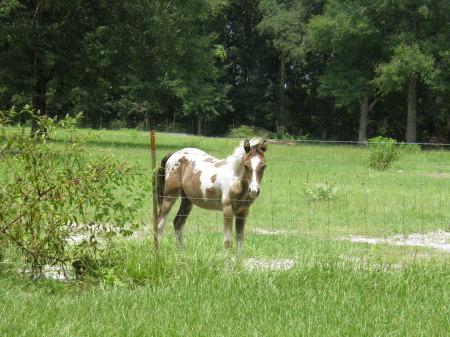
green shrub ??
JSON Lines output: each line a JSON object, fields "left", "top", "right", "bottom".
{"left": 227, "top": 125, "right": 309, "bottom": 141}
{"left": 0, "top": 107, "right": 146, "bottom": 277}
{"left": 403, "top": 143, "right": 421, "bottom": 153}
{"left": 109, "top": 119, "right": 128, "bottom": 130}
{"left": 367, "top": 136, "right": 404, "bottom": 170}
{"left": 228, "top": 125, "right": 271, "bottom": 138}
{"left": 302, "top": 183, "right": 346, "bottom": 201}
{"left": 276, "top": 131, "right": 296, "bottom": 140}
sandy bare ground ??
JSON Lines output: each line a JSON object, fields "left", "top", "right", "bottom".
{"left": 243, "top": 258, "right": 295, "bottom": 271}
{"left": 253, "top": 228, "right": 300, "bottom": 235}
{"left": 342, "top": 230, "right": 450, "bottom": 252}
{"left": 245, "top": 228, "right": 450, "bottom": 271}
{"left": 253, "top": 227, "right": 450, "bottom": 252}
{"left": 29, "top": 227, "right": 450, "bottom": 277}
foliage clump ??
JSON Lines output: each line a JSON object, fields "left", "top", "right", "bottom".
{"left": 228, "top": 125, "right": 272, "bottom": 139}
{"left": 367, "top": 136, "right": 405, "bottom": 170}
{"left": 109, "top": 119, "right": 129, "bottom": 130}
{"left": 0, "top": 107, "right": 146, "bottom": 277}
{"left": 302, "top": 183, "right": 346, "bottom": 201}
{"left": 228, "top": 124, "right": 306, "bottom": 140}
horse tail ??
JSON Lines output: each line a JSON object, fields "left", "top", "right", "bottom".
{"left": 156, "top": 153, "right": 173, "bottom": 207}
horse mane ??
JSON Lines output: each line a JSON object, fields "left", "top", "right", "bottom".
{"left": 227, "top": 138, "right": 262, "bottom": 172}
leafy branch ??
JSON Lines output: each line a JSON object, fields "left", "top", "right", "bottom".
{"left": 0, "top": 106, "right": 147, "bottom": 277}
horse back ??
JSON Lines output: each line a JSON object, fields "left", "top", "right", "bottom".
{"left": 165, "top": 148, "right": 226, "bottom": 210}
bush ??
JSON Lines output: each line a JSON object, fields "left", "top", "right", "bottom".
{"left": 302, "top": 183, "right": 347, "bottom": 201}
{"left": 0, "top": 107, "right": 146, "bottom": 277}
{"left": 109, "top": 119, "right": 128, "bottom": 130}
{"left": 403, "top": 143, "right": 421, "bottom": 153}
{"left": 367, "top": 136, "right": 404, "bottom": 170}
{"left": 228, "top": 125, "right": 271, "bottom": 138}
{"left": 228, "top": 125, "right": 309, "bottom": 141}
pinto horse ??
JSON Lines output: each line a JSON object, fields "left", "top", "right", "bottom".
{"left": 155, "top": 138, "right": 268, "bottom": 254}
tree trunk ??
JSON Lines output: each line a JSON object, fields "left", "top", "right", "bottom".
{"left": 359, "top": 95, "right": 381, "bottom": 143}
{"left": 406, "top": 77, "right": 418, "bottom": 143}
{"left": 197, "top": 117, "right": 202, "bottom": 136}
{"left": 31, "top": 53, "right": 47, "bottom": 135}
{"left": 277, "top": 50, "right": 286, "bottom": 134}
{"left": 358, "top": 96, "right": 370, "bottom": 143}
{"left": 319, "top": 109, "right": 328, "bottom": 141}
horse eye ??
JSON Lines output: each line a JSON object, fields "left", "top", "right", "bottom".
{"left": 244, "top": 164, "right": 249, "bottom": 169}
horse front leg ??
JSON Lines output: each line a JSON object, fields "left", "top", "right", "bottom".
{"left": 235, "top": 209, "right": 249, "bottom": 257}
{"left": 223, "top": 205, "right": 234, "bottom": 249}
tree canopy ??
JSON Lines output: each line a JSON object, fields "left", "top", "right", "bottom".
{"left": 1, "top": 0, "right": 448, "bottom": 142}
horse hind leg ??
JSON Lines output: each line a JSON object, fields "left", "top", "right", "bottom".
{"left": 173, "top": 192, "right": 193, "bottom": 249}
{"left": 157, "top": 194, "right": 178, "bottom": 241}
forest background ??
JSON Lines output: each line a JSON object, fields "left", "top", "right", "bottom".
{"left": 0, "top": 0, "right": 448, "bottom": 143}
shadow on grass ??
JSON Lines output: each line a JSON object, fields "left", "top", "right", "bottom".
{"left": 43, "top": 135, "right": 227, "bottom": 156}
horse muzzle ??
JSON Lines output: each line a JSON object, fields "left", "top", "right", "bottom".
{"left": 249, "top": 188, "right": 260, "bottom": 199}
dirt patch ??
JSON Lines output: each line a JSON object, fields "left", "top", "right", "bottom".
{"left": 426, "top": 173, "right": 450, "bottom": 178}
{"left": 244, "top": 258, "right": 295, "bottom": 271}
{"left": 343, "top": 230, "right": 450, "bottom": 252}
{"left": 253, "top": 228, "right": 299, "bottom": 235}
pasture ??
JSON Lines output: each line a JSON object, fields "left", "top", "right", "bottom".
{"left": 1, "top": 129, "right": 449, "bottom": 336}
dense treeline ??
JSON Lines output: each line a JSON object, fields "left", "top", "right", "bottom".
{"left": 0, "top": 0, "right": 448, "bottom": 142}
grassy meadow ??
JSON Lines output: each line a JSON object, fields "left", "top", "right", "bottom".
{"left": 1, "top": 128, "right": 449, "bottom": 336}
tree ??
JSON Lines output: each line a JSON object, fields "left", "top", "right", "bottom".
{"left": 0, "top": 0, "right": 231, "bottom": 133}
{"left": 372, "top": 0, "right": 447, "bottom": 143}
{"left": 258, "top": 0, "right": 325, "bottom": 134}
{"left": 98, "top": 0, "right": 230, "bottom": 132}
{"left": 124, "top": 0, "right": 231, "bottom": 135}
{"left": 0, "top": 0, "right": 117, "bottom": 131}
{"left": 373, "top": 43, "right": 438, "bottom": 142}
{"left": 304, "top": 0, "right": 383, "bottom": 142}
{"left": 215, "top": 0, "right": 280, "bottom": 132}
{"left": 1, "top": 0, "right": 447, "bottom": 140}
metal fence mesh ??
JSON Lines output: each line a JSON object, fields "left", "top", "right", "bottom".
{"left": 1, "top": 130, "right": 449, "bottom": 264}
{"left": 151, "top": 134, "right": 449, "bottom": 264}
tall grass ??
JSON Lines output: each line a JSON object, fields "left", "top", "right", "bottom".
{"left": 1, "top": 240, "right": 449, "bottom": 337}
{"left": 1, "top": 128, "right": 449, "bottom": 336}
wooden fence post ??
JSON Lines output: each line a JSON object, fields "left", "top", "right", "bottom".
{"left": 150, "top": 130, "right": 159, "bottom": 251}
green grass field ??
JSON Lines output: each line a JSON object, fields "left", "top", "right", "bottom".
{"left": 73, "top": 130, "right": 449, "bottom": 261}
{"left": 1, "top": 128, "right": 449, "bottom": 336}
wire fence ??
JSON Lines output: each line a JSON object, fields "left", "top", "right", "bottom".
{"left": 1, "top": 130, "right": 449, "bottom": 265}
{"left": 151, "top": 133, "right": 450, "bottom": 263}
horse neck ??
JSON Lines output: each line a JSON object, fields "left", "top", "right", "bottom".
{"left": 229, "top": 156, "right": 244, "bottom": 177}
{"left": 230, "top": 159, "right": 249, "bottom": 194}
{"left": 238, "top": 174, "right": 249, "bottom": 191}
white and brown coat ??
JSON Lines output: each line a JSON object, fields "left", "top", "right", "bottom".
{"left": 156, "top": 138, "right": 268, "bottom": 254}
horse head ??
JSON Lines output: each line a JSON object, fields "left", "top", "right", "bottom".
{"left": 242, "top": 139, "right": 268, "bottom": 199}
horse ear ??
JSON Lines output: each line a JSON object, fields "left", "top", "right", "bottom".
{"left": 243, "top": 139, "right": 251, "bottom": 153}
{"left": 260, "top": 140, "right": 268, "bottom": 152}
